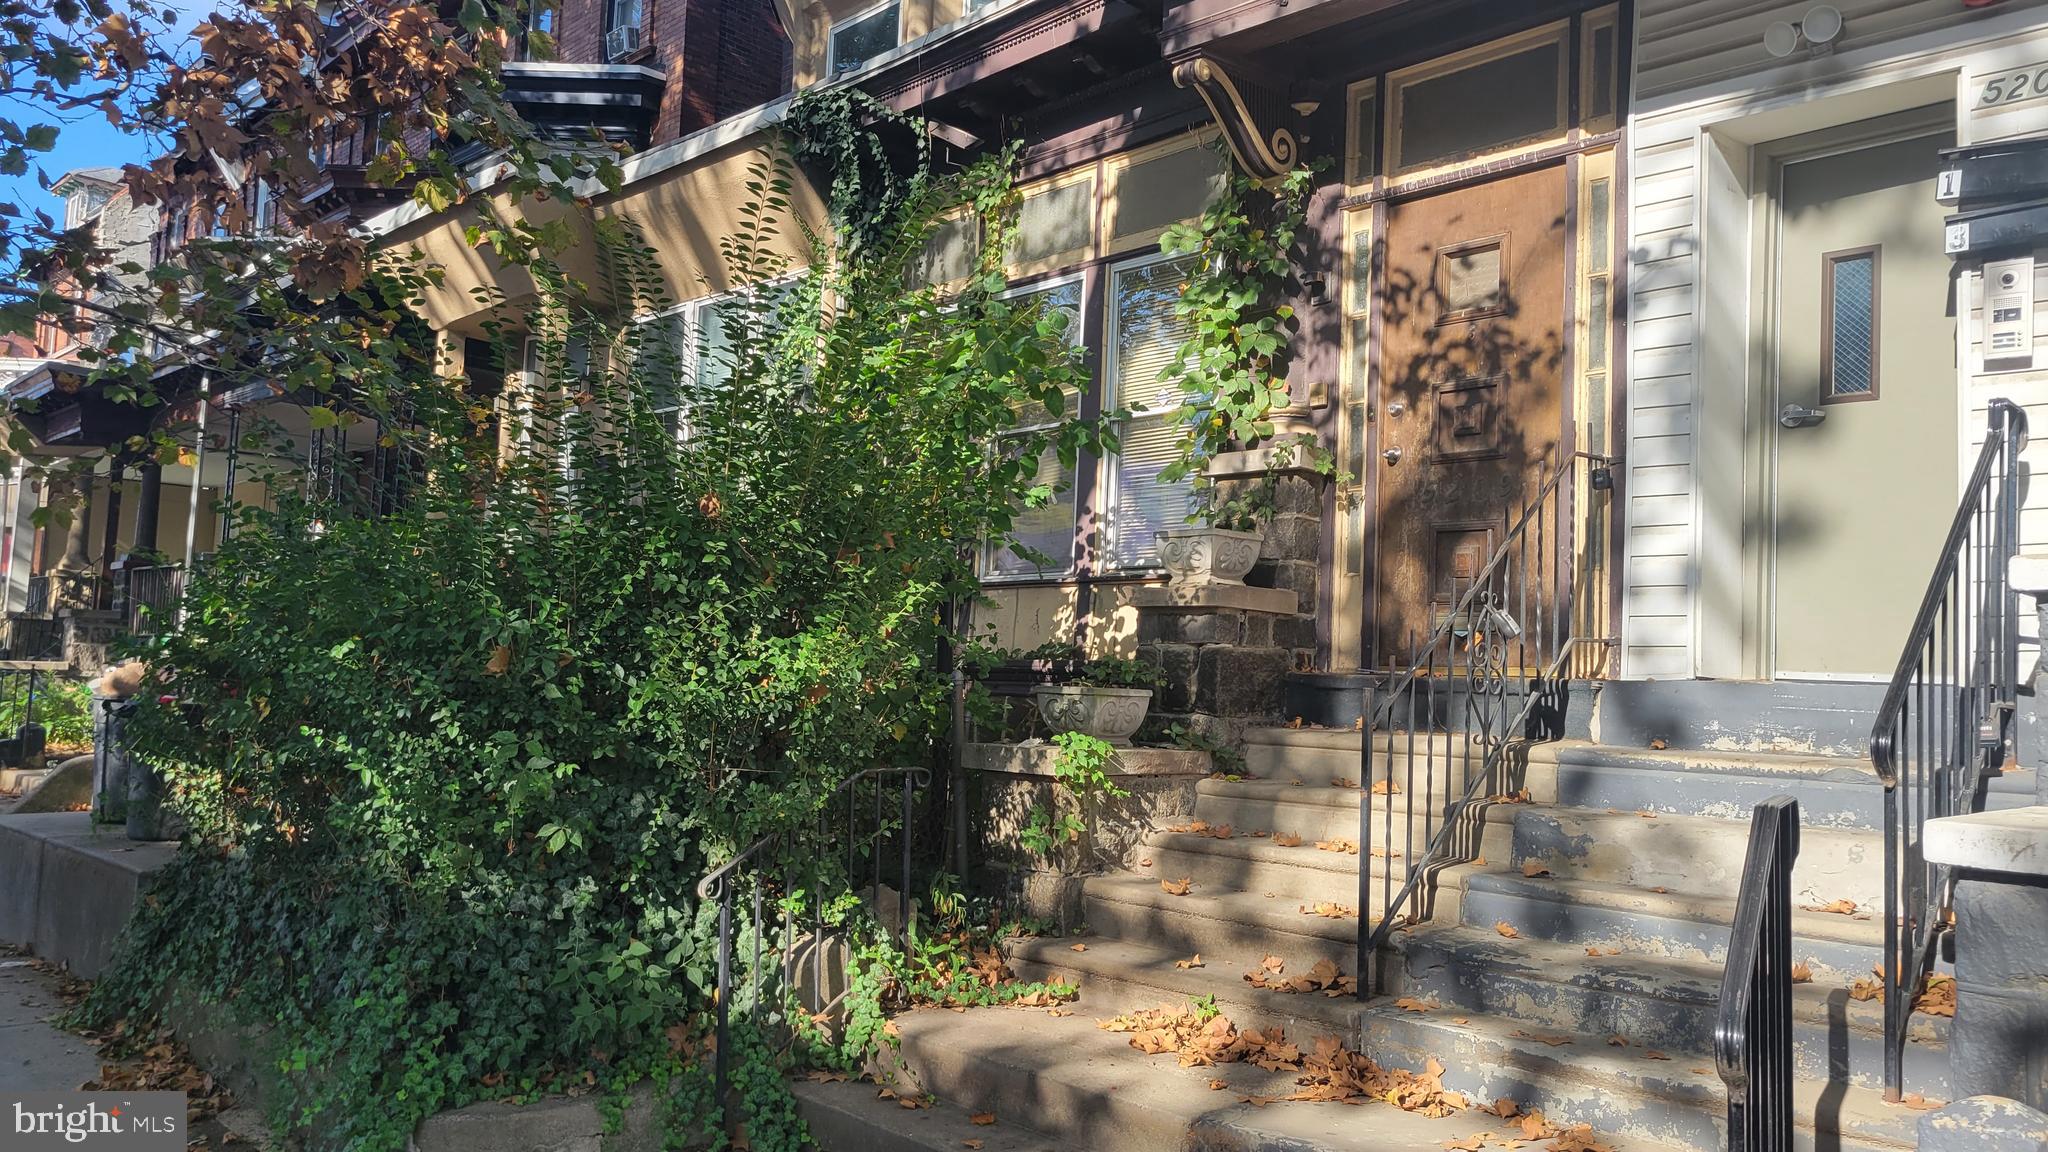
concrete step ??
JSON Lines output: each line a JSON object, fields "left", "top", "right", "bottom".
{"left": 1360, "top": 1004, "right": 1926, "bottom": 1152}
{"left": 1456, "top": 870, "right": 1883, "bottom": 980}
{"left": 1539, "top": 742, "right": 2038, "bottom": 831}
{"left": 1183, "top": 779, "right": 1527, "bottom": 854}
{"left": 794, "top": 1076, "right": 1063, "bottom": 1152}
{"left": 1389, "top": 925, "right": 1949, "bottom": 1096}
{"left": 1006, "top": 934, "right": 1362, "bottom": 1042}
{"left": 888, "top": 1003, "right": 1683, "bottom": 1152}
{"left": 1081, "top": 873, "right": 1365, "bottom": 969}
{"left": 1135, "top": 831, "right": 1374, "bottom": 907}
{"left": 1509, "top": 806, "right": 1886, "bottom": 910}
{"left": 1241, "top": 728, "right": 1555, "bottom": 798}
{"left": 0, "top": 766, "right": 52, "bottom": 794}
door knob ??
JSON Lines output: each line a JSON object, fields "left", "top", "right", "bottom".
{"left": 1779, "top": 404, "right": 1827, "bottom": 429}
{"left": 1386, "top": 401, "right": 1406, "bottom": 418}
{"left": 1383, "top": 447, "right": 1403, "bottom": 464}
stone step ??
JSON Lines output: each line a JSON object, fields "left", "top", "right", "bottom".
{"left": 1080, "top": 873, "right": 1364, "bottom": 969}
{"left": 1006, "top": 934, "right": 1361, "bottom": 1042}
{"left": 1360, "top": 1004, "right": 1925, "bottom": 1152}
{"left": 1456, "top": 871, "right": 1883, "bottom": 980}
{"left": 888, "top": 1002, "right": 1685, "bottom": 1152}
{"left": 0, "top": 766, "right": 52, "bottom": 794}
{"left": 1540, "top": 742, "right": 2039, "bottom": 832}
{"left": 1241, "top": 728, "right": 1555, "bottom": 798}
{"left": 794, "top": 1076, "right": 1062, "bottom": 1152}
{"left": 1185, "top": 779, "right": 1528, "bottom": 847}
{"left": 1509, "top": 806, "right": 1886, "bottom": 910}
{"left": 1388, "top": 925, "right": 1949, "bottom": 1096}
{"left": 1135, "top": 832, "right": 1375, "bottom": 907}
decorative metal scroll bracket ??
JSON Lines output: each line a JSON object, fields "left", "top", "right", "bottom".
{"left": 1170, "top": 54, "right": 1301, "bottom": 184}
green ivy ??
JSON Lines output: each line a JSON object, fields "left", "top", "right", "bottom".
{"left": 1156, "top": 154, "right": 1342, "bottom": 530}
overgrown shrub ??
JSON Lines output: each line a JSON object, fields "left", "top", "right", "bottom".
{"left": 76, "top": 128, "right": 1102, "bottom": 1151}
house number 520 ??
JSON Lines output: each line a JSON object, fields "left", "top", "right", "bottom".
{"left": 1978, "top": 65, "right": 2048, "bottom": 109}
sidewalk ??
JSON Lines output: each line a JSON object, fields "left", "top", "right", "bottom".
{"left": 0, "top": 945, "right": 266, "bottom": 1149}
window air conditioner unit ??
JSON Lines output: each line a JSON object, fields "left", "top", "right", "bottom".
{"left": 605, "top": 24, "right": 642, "bottom": 59}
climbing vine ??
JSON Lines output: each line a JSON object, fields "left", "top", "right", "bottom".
{"left": 1156, "top": 156, "right": 1342, "bottom": 530}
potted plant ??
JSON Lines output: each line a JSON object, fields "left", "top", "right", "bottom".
{"left": 1030, "top": 652, "right": 1161, "bottom": 745}
{"left": 1152, "top": 157, "right": 1342, "bottom": 588}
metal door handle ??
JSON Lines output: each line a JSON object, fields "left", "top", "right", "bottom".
{"left": 1383, "top": 447, "right": 1403, "bottom": 464}
{"left": 1779, "top": 404, "right": 1827, "bottom": 429}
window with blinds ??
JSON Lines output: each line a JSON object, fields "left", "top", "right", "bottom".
{"left": 986, "top": 278, "right": 1084, "bottom": 579}
{"left": 1103, "top": 256, "right": 1197, "bottom": 570}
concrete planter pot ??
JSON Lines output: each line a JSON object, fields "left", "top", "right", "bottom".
{"left": 1156, "top": 527, "right": 1262, "bottom": 587}
{"left": 1029, "top": 684, "right": 1152, "bottom": 746}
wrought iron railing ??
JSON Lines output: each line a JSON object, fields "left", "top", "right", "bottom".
{"left": 117, "top": 563, "right": 186, "bottom": 635}
{"left": 23, "top": 574, "right": 50, "bottom": 617}
{"left": 1716, "top": 795, "right": 1801, "bottom": 1152}
{"left": 1356, "top": 451, "right": 1614, "bottom": 993}
{"left": 1868, "top": 397, "right": 2027, "bottom": 1102}
{"left": 694, "top": 765, "right": 930, "bottom": 1119}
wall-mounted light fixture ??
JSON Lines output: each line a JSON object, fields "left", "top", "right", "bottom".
{"left": 1765, "top": 5, "right": 1845, "bottom": 58}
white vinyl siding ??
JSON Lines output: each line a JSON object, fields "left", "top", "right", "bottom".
{"left": 1102, "top": 255, "right": 1196, "bottom": 571}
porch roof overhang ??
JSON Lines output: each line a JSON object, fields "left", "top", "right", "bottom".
{"left": 1, "top": 359, "right": 165, "bottom": 451}
{"left": 864, "top": 0, "right": 1151, "bottom": 114}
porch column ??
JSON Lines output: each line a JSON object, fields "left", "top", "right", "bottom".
{"left": 131, "top": 460, "right": 162, "bottom": 557}
{"left": 55, "top": 470, "right": 93, "bottom": 573}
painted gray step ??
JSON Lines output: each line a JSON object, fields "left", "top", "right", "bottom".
{"left": 1510, "top": 806, "right": 1886, "bottom": 910}
{"left": 1545, "top": 746, "right": 2040, "bottom": 831}
{"left": 793, "top": 1077, "right": 1062, "bottom": 1152}
{"left": 891, "top": 1002, "right": 1686, "bottom": 1152}
{"left": 1390, "top": 925, "right": 1949, "bottom": 1096}
{"left": 1081, "top": 873, "right": 1362, "bottom": 968}
{"left": 1006, "top": 934, "right": 1362, "bottom": 1043}
{"left": 1361, "top": 1005, "right": 1922, "bottom": 1152}
{"left": 1456, "top": 871, "right": 1883, "bottom": 980}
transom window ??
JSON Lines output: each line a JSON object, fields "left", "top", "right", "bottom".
{"left": 1389, "top": 26, "right": 1568, "bottom": 173}
{"left": 1823, "top": 246, "right": 1880, "bottom": 402}
{"left": 829, "top": 1, "right": 901, "bottom": 74}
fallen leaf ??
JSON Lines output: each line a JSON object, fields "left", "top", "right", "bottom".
{"left": 1790, "top": 962, "right": 1813, "bottom": 984}
{"left": 1650, "top": 886, "right": 1670, "bottom": 894}
{"left": 1394, "top": 997, "right": 1436, "bottom": 1013}
{"left": 1495, "top": 921, "right": 1520, "bottom": 939}
{"left": 1176, "top": 954, "right": 1204, "bottom": 970}
{"left": 1200, "top": 823, "right": 1235, "bottom": 840}
{"left": 1585, "top": 946, "right": 1621, "bottom": 957}
{"left": 1550, "top": 1123, "right": 1618, "bottom": 1152}
{"left": 1522, "top": 860, "right": 1552, "bottom": 878}
{"left": 1274, "top": 833, "right": 1303, "bottom": 847}
{"left": 1636, "top": 810, "right": 1659, "bottom": 819}
{"left": 1139, "top": 858, "right": 1153, "bottom": 866}
{"left": 1510, "top": 1030, "right": 1574, "bottom": 1047}
{"left": 1803, "top": 898, "right": 1859, "bottom": 916}
{"left": 1371, "top": 779, "right": 1402, "bottom": 795}
{"left": 1644, "top": 1050, "right": 1671, "bottom": 1061}
{"left": 1899, "top": 1093, "right": 1942, "bottom": 1111}
{"left": 1289, "top": 716, "right": 1305, "bottom": 728}
{"left": 1483, "top": 1097, "right": 1520, "bottom": 1118}
{"left": 1300, "top": 902, "right": 1357, "bottom": 919}
{"left": 1070, "top": 943, "right": 1088, "bottom": 952}
{"left": 1331, "top": 777, "right": 1358, "bottom": 788}
{"left": 1443, "top": 1137, "right": 1488, "bottom": 1151}
{"left": 1162, "top": 877, "right": 1193, "bottom": 896}
{"left": 1649, "top": 738, "right": 1668, "bottom": 750}
{"left": 970, "top": 1112, "right": 995, "bottom": 1126}
{"left": 1209, "top": 1078, "right": 1228, "bottom": 1090}
{"left": 1606, "top": 1034, "right": 1628, "bottom": 1047}
{"left": 963, "top": 1142, "right": 983, "bottom": 1150}
{"left": 1914, "top": 974, "right": 1957, "bottom": 1018}
{"left": 1315, "top": 838, "right": 1360, "bottom": 854}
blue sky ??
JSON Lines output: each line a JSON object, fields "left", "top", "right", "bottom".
{"left": 1, "top": 3, "right": 205, "bottom": 224}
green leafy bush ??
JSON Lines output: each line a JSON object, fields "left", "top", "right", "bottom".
{"left": 77, "top": 124, "right": 1103, "bottom": 1152}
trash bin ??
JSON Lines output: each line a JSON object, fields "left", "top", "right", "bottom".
{"left": 90, "top": 694, "right": 133, "bottom": 825}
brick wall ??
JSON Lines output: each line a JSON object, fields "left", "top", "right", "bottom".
{"left": 549, "top": 0, "right": 788, "bottom": 145}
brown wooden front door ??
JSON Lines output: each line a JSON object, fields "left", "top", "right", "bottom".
{"left": 1372, "top": 163, "right": 1569, "bottom": 666}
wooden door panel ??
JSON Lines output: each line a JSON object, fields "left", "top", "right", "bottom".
{"left": 1373, "top": 164, "right": 1568, "bottom": 665}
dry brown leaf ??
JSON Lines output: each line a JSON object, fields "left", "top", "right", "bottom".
{"left": 1288, "top": 715, "right": 1305, "bottom": 728}
{"left": 1394, "top": 997, "right": 1436, "bottom": 1013}
{"left": 1301, "top": 902, "right": 1357, "bottom": 919}
{"left": 1209, "top": 1078, "right": 1228, "bottom": 1090}
{"left": 1176, "top": 954, "right": 1204, "bottom": 970}
{"left": 1790, "top": 962, "right": 1813, "bottom": 984}
{"left": 1483, "top": 1097, "right": 1520, "bottom": 1118}
{"left": 1644, "top": 1050, "right": 1671, "bottom": 1061}
{"left": 1495, "top": 921, "right": 1520, "bottom": 939}
{"left": 1849, "top": 970, "right": 1885, "bottom": 1002}
{"left": 1915, "top": 974, "right": 1956, "bottom": 1018}
{"left": 1649, "top": 738, "right": 1669, "bottom": 750}
{"left": 1650, "top": 886, "right": 1670, "bottom": 894}
{"left": 963, "top": 1142, "right": 983, "bottom": 1150}
{"left": 1585, "top": 946, "right": 1621, "bottom": 957}
{"left": 1070, "top": 943, "right": 1088, "bottom": 952}
{"left": 1274, "top": 833, "right": 1304, "bottom": 847}
{"left": 1331, "top": 776, "right": 1358, "bottom": 788}
{"left": 1370, "top": 845, "right": 1403, "bottom": 859}
{"left": 1550, "top": 1123, "right": 1618, "bottom": 1152}
{"left": 1636, "top": 810, "right": 1659, "bottom": 819}
{"left": 1803, "top": 898, "right": 1859, "bottom": 916}
{"left": 1442, "top": 1136, "right": 1488, "bottom": 1151}
{"left": 1899, "top": 1093, "right": 1942, "bottom": 1111}
{"left": 970, "top": 1112, "right": 995, "bottom": 1126}
{"left": 1522, "top": 860, "right": 1552, "bottom": 878}
{"left": 1510, "top": 1029, "right": 1574, "bottom": 1047}
{"left": 1315, "top": 838, "right": 1361, "bottom": 854}
{"left": 1606, "top": 1034, "right": 1628, "bottom": 1047}
{"left": 1200, "top": 823, "right": 1235, "bottom": 840}
{"left": 1371, "top": 779, "right": 1402, "bottom": 795}
{"left": 1162, "top": 877, "right": 1193, "bottom": 896}
{"left": 1139, "top": 857, "right": 1153, "bottom": 866}
{"left": 485, "top": 644, "right": 513, "bottom": 675}
{"left": 1519, "top": 1110, "right": 1551, "bottom": 1140}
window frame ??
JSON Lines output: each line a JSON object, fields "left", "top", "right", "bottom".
{"left": 1579, "top": 5, "right": 1621, "bottom": 136}
{"left": 826, "top": 0, "right": 903, "bottom": 76}
{"left": 1345, "top": 78, "right": 1380, "bottom": 191}
{"left": 981, "top": 273, "right": 1088, "bottom": 582}
{"left": 1100, "top": 129, "right": 1225, "bottom": 258}
{"left": 1099, "top": 250, "right": 1198, "bottom": 573}
{"left": 1433, "top": 234, "right": 1510, "bottom": 326}
{"left": 1820, "top": 244, "right": 1882, "bottom": 405}
{"left": 1003, "top": 166, "right": 1099, "bottom": 281}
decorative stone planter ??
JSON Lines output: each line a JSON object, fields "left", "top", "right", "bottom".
{"left": 1156, "top": 527, "right": 1262, "bottom": 587}
{"left": 1029, "top": 684, "right": 1152, "bottom": 745}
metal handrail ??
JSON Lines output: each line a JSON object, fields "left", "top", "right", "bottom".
{"left": 1716, "top": 796, "right": 1801, "bottom": 1152}
{"left": 1357, "top": 450, "right": 1613, "bottom": 993}
{"left": 693, "top": 764, "right": 931, "bottom": 1120}
{"left": 1866, "top": 397, "right": 2026, "bottom": 1102}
